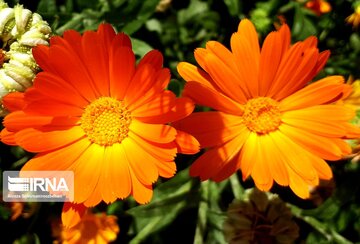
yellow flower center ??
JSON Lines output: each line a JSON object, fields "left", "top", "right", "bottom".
{"left": 80, "top": 97, "right": 131, "bottom": 146}
{"left": 243, "top": 97, "right": 281, "bottom": 134}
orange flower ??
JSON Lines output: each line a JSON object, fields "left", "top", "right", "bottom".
{"left": 58, "top": 211, "right": 119, "bottom": 244}
{"left": 346, "top": 6, "right": 360, "bottom": 29}
{"left": 0, "top": 24, "right": 199, "bottom": 225}
{"left": 305, "top": 0, "right": 331, "bottom": 15}
{"left": 176, "top": 19, "right": 360, "bottom": 199}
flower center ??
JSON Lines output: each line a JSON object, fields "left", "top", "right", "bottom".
{"left": 80, "top": 97, "right": 131, "bottom": 146}
{"left": 243, "top": 97, "right": 281, "bottom": 134}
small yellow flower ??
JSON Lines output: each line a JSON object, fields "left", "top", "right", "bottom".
{"left": 0, "top": 0, "right": 51, "bottom": 116}
{"left": 224, "top": 189, "right": 299, "bottom": 244}
{"left": 56, "top": 212, "right": 120, "bottom": 244}
{"left": 346, "top": 6, "right": 360, "bottom": 29}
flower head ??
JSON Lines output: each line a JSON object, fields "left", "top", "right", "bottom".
{"left": 0, "top": 1, "right": 51, "bottom": 116}
{"left": 55, "top": 211, "right": 120, "bottom": 244}
{"left": 1, "top": 23, "right": 199, "bottom": 226}
{"left": 224, "top": 189, "right": 299, "bottom": 244}
{"left": 346, "top": 5, "right": 360, "bottom": 29}
{"left": 305, "top": 0, "right": 331, "bottom": 16}
{"left": 176, "top": 19, "right": 360, "bottom": 199}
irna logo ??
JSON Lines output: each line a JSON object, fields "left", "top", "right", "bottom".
{"left": 3, "top": 171, "right": 74, "bottom": 202}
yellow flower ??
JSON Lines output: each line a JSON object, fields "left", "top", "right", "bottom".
{"left": 57, "top": 211, "right": 120, "bottom": 244}
{"left": 224, "top": 189, "right": 299, "bottom": 244}
{"left": 0, "top": 0, "right": 51, "bottom": 116}
{"left": 346, "top": 5, "right": 360, "bottom": 29}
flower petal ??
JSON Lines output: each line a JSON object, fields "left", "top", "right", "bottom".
{"left": 131, "top": 90, "right": 175, "bottom": 117}
{"left": 174, "top": 111, "right": 244, "bottom": 148}
{"left": 122, "top": 138, "right": 159, "bottom": 185}
{"left": 15, "top": 126, "right": 85, "bottom": 152}
{"left": 62, "top": 203, "right": 87, "bottom": 228}
{"left": 279, "top": 76, "right": 346, "bottom": 111}
{"left": 109, "top": 47, "right": 135, "bottom": 100}
{"left": 130, "top": 120, "right": 177, "bottom": 143}
{"left": 183, "top": 81, "right": 244, "bottom": 116}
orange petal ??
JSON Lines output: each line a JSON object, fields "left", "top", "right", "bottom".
{"left": 137, "top": 50, "right": 163, "bottom": 70}
{"left": 260, "top": 133, "right": 289, "bottom": 186}
{"left": 70, "top": 143, "right": 103, "bottom": 204}
{"left": 131, "top": 90, "right": 175, "bottom": 117}
{"left": 270, "top": 130, "right": 318, "bottom": 183}
{"left": 177, "top": 62, "right": 214, "bottom": 88}
{"left": 61, "top": 203, "right": 87, "bottom": 228}
{"left": 125, "top": 63, "right": 155, "bottom": 106}
{"left": 2, "top": 92, "right": 26, "bottom": 112}
{"left": 0, "top": 128, "right": 16, "bottom": 145}
{"left": 240, "top": 132, "right": 258, "bottom": 180}
{"left": 81, "top": 30, "right": 110, "bottom": 97}
{"left": 129, "top": 167, "right": 153, "bottom": 204}
{"left": 282, "top": 115, "right": 353, "bottom": 138}
{"left": 137, "top": 97, "right": 194, "bottom": 124}
{"left": 204, "top": 53, "right": 248, "bottom": 103}
{"left": 267, "top": 42, "right": 305, "bottom": 97}
{"left": 122, "top": 138, "right": 159, "bottom": 185}
{"left": 287, "top": 166, "right": 311, "bottom": 199}
{"left": 48, "top": 45, "right": 98, "bottom": 101}
{"left": 259, "top": 30, "right": 284, "bottom": 96}
{"left": 279, "top": 124, "right": 346, "bottom": 161}
{"left": 174, "top": 130, "right": 200, "bottom": 155}
{"left": 32, "top": 45, "right": 54, "bottom": 73}
{"left": 21, "top": 138, "right": 91, "bottom": 171}
{"left": 109, "top": 47, "right": 135, "bottom": 100}
{"left": 211, "top": 151, "right": 241, "bottom": 182}
{"left": 107, "top": 144, "right": 131, "bottom": 200}
{"left": 130, "top": 120, "right": 177, "bottom": 143}
{"left": 183, "top": 81, "right": 244, "bottom": 116}
{"left": 154, "top": 161, "right": 176, "bottom": 178}
{"left": 230, "top": 33, "right": 258, "bottom": 97}
{"left": 237, "top": 19, "right": 261, "bottom": 59}
{"left": 190, "top": 133, "right": 248, "bottom": 181}
{"left": 279, "top": 76, "right": 346, "bottom": 111}
{"left": 129, "top": 131, "right": 177, "bottom": 161}
{"left": 25, "top": 98, "right": 84, "bottom": 117}
{"left": 206, "top": 41, "right": 239, "bottom": 78}
{"left": 174, "top": 111, "right": 244, "bottom": 148}
{"left": 110, "top": 32, "right": 131, "bottom": 50}
{"left": 275, "top": 48, "right": 319, "bottom": 100}
{"left": 128, "top": 68, "right": 170, "bottom": 110}
{"left": 33, "top": 72, "right": 89, "bottom": 107}
{"left": 15, "top": 126, "right": 85, "bottom": 152}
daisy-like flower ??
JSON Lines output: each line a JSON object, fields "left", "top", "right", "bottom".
{"left": 305, "top": 0, "right": 331, "bottom": 16}
{"left": 56, "top": 211, "right": 120, "bottom": 244}
{"left": 176, "top": 19, "right": 360, "bottom": 198}
{"left": 0, "top": 24, "right": 199, "bottom": 226}
{"left": 346, "top": 5, "right": 360, "bottom": 29}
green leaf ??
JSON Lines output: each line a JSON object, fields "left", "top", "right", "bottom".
{"left": 121, "top": 0, "right": 160, "bottom": 35}
{"left": 292, "top": 5, "right": 317, "bottom": 40}
{"left": 223, "top": 0, "right": 240, "bottom": 16}
{"left": 131, "top": 38, "right": 153, "bottom": 57}
{"left": 37, "top": 0, "right": 58, "bottom": 15}
{"left": 177, "top": 0, "right": 208, "bottom": 25}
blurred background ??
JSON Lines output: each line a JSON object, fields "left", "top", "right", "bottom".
{"left": 1, "top": 0, "right": 360, "bottom": 243}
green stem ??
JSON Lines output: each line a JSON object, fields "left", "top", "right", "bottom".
{"left": 229, "top": 174, "right": 244, "bottom": 199}
{"left": 193, "top": 181, "right": 209, "bottom": 244}
{"left": 290, "top": 205, "right": 352, "bottom": 244}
